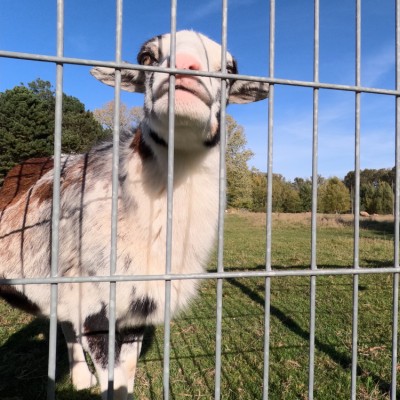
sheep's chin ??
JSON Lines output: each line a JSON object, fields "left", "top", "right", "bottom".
{"left": 149, "top": 95, "right": 211, "bottom": 133}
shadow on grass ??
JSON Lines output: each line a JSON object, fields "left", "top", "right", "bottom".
{"left": 0, "top": 318, "right": 98, "bottom": 400}
{"left": 227, "top": 277, "right": 398, "bottom": 398}
{"left": 337, "top": 217, "right": 394, "bottom": 238}
{"left": 0, "top": 317, "right": 156, "bottom": 400}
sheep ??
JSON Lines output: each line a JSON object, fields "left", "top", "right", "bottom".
{"left": 0, "top": 30, "right": 269, "bottom": 399}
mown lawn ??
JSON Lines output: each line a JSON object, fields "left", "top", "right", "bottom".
{"left": 0, "top": 212, "right": 398, "bottom": 399}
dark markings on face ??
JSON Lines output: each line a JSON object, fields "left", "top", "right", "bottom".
{"left": 137, "top": 35, "right": 163, "bottom": 65}
{"left": 229, "top": 58, "right": 238, "bottom": 75}
{"left": 83, "top": 304, "right": 112, "bottom": 368}
{"left": 148, "top": 70, "right": 156, "bottom": 108}
{"left": 118, "top": 325, "right": 146, "bottom": 345}
{"left": 130, "top": 288, "right": 157, "bottom": 318}
{"left": 0, "top": 283, "right": 41, "bottom": 315}
{"left": 83, "top": 303, "right": 147, "bottom": 369}
{"left": 204, "top": 129, "right": 221, "bottom": 148}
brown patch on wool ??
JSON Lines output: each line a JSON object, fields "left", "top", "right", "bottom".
{"left": 130, "top": 128, "right": 153, "bottom": 161}
{"left": 0, "top": 158, "right": 54, "bottom": 213}
{"left": 60, "top": 154, "right": 94, "bottom": 197}
{"left": 61, "top": 159, "right": 84, "bottom": 190}
{"left": 35, "top": 180, "right": 54, "bottom": 205}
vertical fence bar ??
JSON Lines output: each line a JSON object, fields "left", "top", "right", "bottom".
{"left": 163, "top": 1, "right": 177, "bottom": 398}
{"left": 214, "top": 0, "right": 228, "bottom": 398}
{"left": 107, "top": 0, "right": 123, "bottom": 398}
{"left": 47, "top": 1, "right": 64, "bottom": 398}
{"left": 308, "top": 1, "right": 319, "bottom": 398}
{"left": 392, "top": 1, "right": 400, "bottom": 398}
{"left": 351, "top": 1, "right": 361, "bottom": 398}
{"left": 263, "top": 0, "right": 275, "bottom": 398}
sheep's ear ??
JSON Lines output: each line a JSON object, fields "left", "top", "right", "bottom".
{"left": 228, "top": 80, "right": 269, "bottom": 104}
{"left": 90, "top": 66, "right": 145, "bottom": 93}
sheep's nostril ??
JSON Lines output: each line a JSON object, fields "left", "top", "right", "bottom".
{"left": 175, "top": 54, "right": 201, "bottom": 71}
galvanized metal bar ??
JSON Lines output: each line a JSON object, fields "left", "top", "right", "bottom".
{"left": 3, "top": 48, "right": 400, "bottom": 96}
{"left": 47, "top": 1, "right": 64, "bottom": 398}
{"left": 308, "top": 1, "right": 319, "bottom": 398}
{"left": 351, "top": 1, "right": 361, "bottom": 398}
{"left": 392, "top": 1, "right": 400, "bottom": 398}
{"left": 3, "top": 266, "right": 400, "bottom": 287}
{"left": 263, "top": 0, "right": 275, "bottom": 398}
{"left": 106, "top": 1, "right": 123, "bottom": 399}
{"left": 163, "top": 1, "right": 177, "bottom": 398}
{"left": 215, "top": 1, "right": 229, "bottom": 398}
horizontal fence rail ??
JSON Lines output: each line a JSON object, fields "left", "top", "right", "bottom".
{"left": 1, "top": 50, "right": 400, "bottom": 96}
{"left": 1, "top": 266, "right": 400, "bottom": 286}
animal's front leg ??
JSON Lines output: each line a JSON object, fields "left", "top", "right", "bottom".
{"left": 85, "top": 330, "right": 144, "bottom": 400}
{"left": 118, "top": 328, "right": 145, "bottom": 399}
{"left": 81, "top": 306, "right": 129, "bottom": 399}
{"left": 82, "top": 330, "right": 129, "bottom": 400}
{"left": 61, "top": 322, "right": 97, "bottom": 390}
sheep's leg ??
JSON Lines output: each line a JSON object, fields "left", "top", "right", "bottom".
{"left": 118, "top": 329, "right": 144, "bottom": 399}
{"left": 80, "top": 333, "right": 125, "bottom": 399}
{"left": 82, "top": 327, "right": 144, "bottom": 400}
{"left": 81, "top": 331, "right": 126, "bottom": 399}
{"left": 61, "top": 322, "right": 97, "bottom": 390}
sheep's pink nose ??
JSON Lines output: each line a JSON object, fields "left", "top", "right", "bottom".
{"left": 175, "top": 53, "right": 201, "bottom": 70}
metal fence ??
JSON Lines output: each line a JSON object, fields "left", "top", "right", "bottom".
{"left": 0, "top": 0, "right": 399, "bottom": 399}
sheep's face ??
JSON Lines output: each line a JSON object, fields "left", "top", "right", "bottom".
{"left": 91, "top": 30, "right": 269, "bottom": 151}
{"left": 138, "top": 31, "right": 236, "bottom": 149}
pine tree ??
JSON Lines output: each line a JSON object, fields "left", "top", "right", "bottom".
{"left": 0, "top": 79, "right": 109, "bottom": 185}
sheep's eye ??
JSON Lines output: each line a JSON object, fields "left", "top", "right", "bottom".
{"left": 139, "top": 52, "right": 157, "bottom": 66}
{"left": 226, "top": 64, "right": 236, "bottom": 74}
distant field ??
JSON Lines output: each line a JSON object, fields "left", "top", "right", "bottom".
{"left": 0, "top": 212, "right": 398, "bottom": 399}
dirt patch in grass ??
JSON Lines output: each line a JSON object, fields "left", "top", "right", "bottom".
{"left": 228, "top": 209, "right": 394, "bottom": 229}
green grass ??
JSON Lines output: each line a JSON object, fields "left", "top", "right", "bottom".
{"left": 0, "top": 212, "right": 398, "bottom": 399}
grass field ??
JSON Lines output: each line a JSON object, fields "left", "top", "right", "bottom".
{"left": 0, "top": 212, "right": 398, "bottom": 399}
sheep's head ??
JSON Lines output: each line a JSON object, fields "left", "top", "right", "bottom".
{"left": 91, "top": 30, "right": 269, "bottom": 151}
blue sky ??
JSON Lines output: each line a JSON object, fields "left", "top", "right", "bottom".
{"left": 0, "top": 0, "right": 397, "bottom": 180}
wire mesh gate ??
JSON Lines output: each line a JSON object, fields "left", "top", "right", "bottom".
{"left": 0, "top": 0, "right": 399, "bottom": 399}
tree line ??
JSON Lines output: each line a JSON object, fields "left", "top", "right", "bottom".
{"left": 225, "top": 115, "right": 395, "bottom": 215}
{"left": 0, "top": 79, "right": 395, "bottom": 215}
{"left": 238, "top": 171, "right": 395, "bottom": 215}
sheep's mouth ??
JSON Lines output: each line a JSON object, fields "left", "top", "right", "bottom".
{"left": 175, "top": 84, "right": 204, "bottom": 100}
{"left": 156, "top": 78, "right": 212, "bottom": 107}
